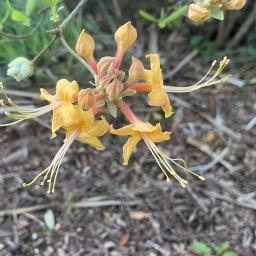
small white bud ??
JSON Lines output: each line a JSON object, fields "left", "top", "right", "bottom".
{"left": 7, "top": 57, "right": 33, "bottom": 82}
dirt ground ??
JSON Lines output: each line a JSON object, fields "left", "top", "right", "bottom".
{"left": 1, "top": 2, "right": 256, "bottom": 256}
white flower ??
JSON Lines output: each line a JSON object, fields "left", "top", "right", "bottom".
{"left": 7, "top": 57, "right": 33, "bottom": 82}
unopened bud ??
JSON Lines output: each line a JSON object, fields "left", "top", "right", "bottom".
{"left": 188, "top": 4, "right": 210, "bottom": 21}
{"left": 127, "top": 57, "right": 144, "bottom": 84}
{"left": 78, "top": 88, "right": 96, "bottom": 110}
{"left": 76, "top": 29, "right": 95, "bottom": 59}
{"left": 106, "top": 80, "right": 122, "bottom": 101}
{"left": 97, "top": 56, "right": 114, "bottom": 76}
{"left": 222, "top": 0, "right": 246, "bottom": 10}
{"left": 115, "top": 21, "right": 137, "bottom": 53}
{"left": 7, "top": 57, "right": 33, "bottom": 82}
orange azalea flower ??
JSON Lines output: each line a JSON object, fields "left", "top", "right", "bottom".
{"left": 0, "top": 79, "right": 79, "bottom": 139}
{"left": 111, "top": 120, "right": 204, "bottom": 187}
{"left": 143, "top": 54, "right": 173, "bottom": 118}
{"left": 40, "top": 79, "right": 79, "bottom": 138}
{"left": 111, "top": 121, "right": 170, "bottom": 165}
{"left": 24, "top": 106, "right": 109, "bottom": 193}
{"left": 114, "top": 100, "right": 204, "bottom": 187}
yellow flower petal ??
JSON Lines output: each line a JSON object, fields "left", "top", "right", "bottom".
{"left": 146, "top": 54, "right": 160, "bottom": 71}
{"left": 133, "top": 121, "right": 156, "bottom": 132}
{"left": 78, "top": 134, "right": 105, "bottom": 150}
{"left": 148, "top": 124, "right": 171, "bottom": 142}
{"left": 144, "top": 54, "right": 173, "bottom": 118}
{"left": 40, "top": 88, "right": 55, "bottom": 103}
{"left": 56, "top": 79, "right": 79, "bottom": 103}
{"left": 51, "top": 103, "right": 77, "bottom": 138}
{"left": 86, "top": 117, "right": 109, "bottom": 137}
{"left": 143, "top": 69, "right": 152, "bottom": 82}
{"left": 122, "top": 135, "right": 141, "bottom": 165}
{"left": 110, "top": 124, "right": 135, "bottom": 136}
{"left": 51, "top": 108, "right": 63, "bottom": 139}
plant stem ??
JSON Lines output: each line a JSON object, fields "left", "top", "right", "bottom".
{"left": 116, "top": 100, "right": 139, "bottom": 123}
{"left": 0, "top": 17, "right": 44, "bottom": 39}
{"left": 47, "top": 0, "right": 88, "bottom": 34}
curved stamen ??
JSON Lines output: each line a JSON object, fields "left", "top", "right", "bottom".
{"left": 164, "top": 57, "right": 230, "bottom": 93}
{"left": 0, "top": 83, "right": 62, "bottom": 126}
{"left": 23, "top": 128, "right": 80, "bottom": 193}
{"left": 142, "top": 134, "right": 204, "bottom": 187}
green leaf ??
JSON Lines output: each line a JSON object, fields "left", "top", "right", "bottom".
{"left": 121, "top": 89, "right": 136, "bottom": 97}
{"left": 159, "top": 5, "right": 187, "bottom": 28}
{"left": 11, "top": 9, "right": 29, "bottom": 23}
{"left": 192, "top": 241, "right": 212, "bottom": 254}
{"left": 223, "top": 252, "right": 238, "bottom": 256}
{"left": 139, "top": 10, "right": 158, "bottom": 23}
{"left": 106, "top": 101, "right": 117, "bottom": 117}
{"left": 211, "top": 9, "right": 224, "bottom": 20}
{"left": 214, "top": 241, "right": 230, "bottom": 254}
{"left": 25, "top": 0, "right": 37, "bottom": 16}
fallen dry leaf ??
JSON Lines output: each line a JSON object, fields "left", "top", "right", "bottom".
{"left": 118, "top": 233, "right": 130, "bottom": 246}
{"left": 129, "top": 211, "right": 151, "bottom": 220}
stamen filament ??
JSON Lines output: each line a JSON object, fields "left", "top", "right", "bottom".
{"left": 164, "top": 57, "right": 230, "bottom": 93}
{"left": 142, "top": 134, "right": 204, "bottom": 187}
{"left": 23, "top": 128, "right": 80, "bottom": 193}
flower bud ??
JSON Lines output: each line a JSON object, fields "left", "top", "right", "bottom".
{"left": 76, "top": 29, "right": 95, "bottom": 59}
{"left": 222, "top": 0, "right": 246, "bottom": 10}
{"left": 7, "top": 57, "right": 33, "bottom": 81}
{"left": 97, "top": 56, "right": 114, "bottom": 76}
{"left": 78, "top": 88, "right": 96, "bottom": 110}
{"left": 106, "top": 80, "right": 122, "bottom": 101}
{"left": 127, "top": 57, "right": 144, "bottom": 84}
{"left": 188, "top": 4, "right": 210, "bottom": 21}
{"left": 114, "top": 21, "right": 137, "bottom": 53}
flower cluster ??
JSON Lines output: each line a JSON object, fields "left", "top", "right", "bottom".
{"left": 188, "top": 0, "right": 247, "bottom": 21}
{"left": 0, "top": 22, "right": 230, "bottom": 193}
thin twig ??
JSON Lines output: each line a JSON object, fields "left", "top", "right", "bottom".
{"left": 170, "top": 95, "right": 243, "bottom": 141}
{"left": 0, "top": 204, "right": 54, "bottom": 217}
{"left": 47, "top": 0, "right": 88, "bottom": 34}
{"left": 31, "top": 35, "right": 58, "bottom": 63}
{"left": 0, "top": 17, "right": 43, "bottom": 39}
{"left": 0, "top": 199, "right": 141, "bottom": 217}
{"left": 165, "top": 50, "right": 198, "bottom": 78}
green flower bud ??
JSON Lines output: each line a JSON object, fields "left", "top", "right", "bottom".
{"left": 7, "top": 57, "right": 33, "bottom": 82}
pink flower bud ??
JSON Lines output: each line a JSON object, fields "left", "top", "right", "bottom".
{"left": 106, "top": 80, "right": 122, "bottom": 101}
{"left": 76, "top": 30, "right": 95, "bottom": 59}
{"left": 127, "top": 57, "right": 144, "bottom": 84}
{"left": 78, "top": 88, "right": 96, "bottom": 110}
{"left": 222, "top": 0, "right": 246, "bottom": 10}
{"left": 97, "top": 56, "right": 115, "bottom": 76}
{"left": 188, "top": 4, "right": 210, "bottom": 21}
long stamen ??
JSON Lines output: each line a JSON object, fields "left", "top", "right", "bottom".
{"left": 23, "top": 128, "right": 80, "bottom": 193}
{"left": 164, "top": 57, "right": 230, "bottom": 93}
{"left": 142, "top": 134, "right": 204, "bottom": 187}
{"left": 0, "top": 84, "right": 62, "bottom": 126}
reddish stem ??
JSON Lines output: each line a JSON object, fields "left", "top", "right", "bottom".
{"left": 116, "top": 100, "right": 139, "bottom": 124}
{"left": 124, "top": 82, "right": 152, "bottom": 92}
{"left": 113, "top": 47, "right": 124, "bottom": 70}
{"left": 87, "top": 56, "right": 98, "bottom": 74}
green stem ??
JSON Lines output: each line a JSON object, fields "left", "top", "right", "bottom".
{"left": 31, "top": 35, "right": 58, "bottom": 63}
